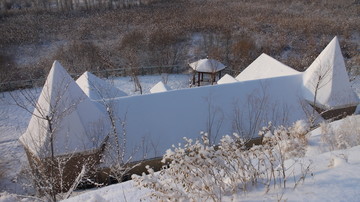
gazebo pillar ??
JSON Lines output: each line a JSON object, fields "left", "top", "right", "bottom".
{"left": 198, "top": 72, "right": 201, "bottom": 86}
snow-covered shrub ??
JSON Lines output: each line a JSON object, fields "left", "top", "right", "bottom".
{"left": 259, "top": 120, "right": 310, "bottom": 189}
{"left": 320, "top": 115, "right": 360, "bottom": 151}
{"left": 261, "top": 120, "right": 310, "bottom": 159}
{"left": 133, "top": 134, "right": 228, "bottom": 201}
{"left": 132, "top": 121, "right": 311, "bottom": 201}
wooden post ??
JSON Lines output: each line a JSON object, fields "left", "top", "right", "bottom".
{"left": 198, "top": 72, "right": 200, "bottom": 86}
{"left": 211, "top": 73, "right": 215, "bottom": 85}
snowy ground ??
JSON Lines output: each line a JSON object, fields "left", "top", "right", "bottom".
{"left": 110, "top": 74, "right": 191, "bottom": 96}
{"left": 0, "top": 73, "right": 359, "bottom": 201}
{"left": 62, "top": 136, "right": 360, "bottom": 202}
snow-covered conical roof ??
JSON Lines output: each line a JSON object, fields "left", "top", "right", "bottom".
{"left": 217, "top": 74, "right": 238, "bottom": 84}
{"left": 189, "top": 59, "right": 226, "bottom": 73}
{"left": 76, "top": 71, "right": 127, "bottom": 101}
{"left": 150, "top": 81, "right": 172, "bottom": 94}
{"left": 236, "top": 53, "right": 300, "bottom": 81}
{"left": 302, "top": 36, "right": 359, "bottom": 109}
{"left": 19, "top": 61, "right": 110, "bottom": 158}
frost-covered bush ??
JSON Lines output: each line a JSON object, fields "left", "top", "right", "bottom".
{"left": 261, "top": 120, "right": 309, "bottom": 160}
{"left": 132, "top": 121, "right": 311, "bottom": 201}
{"left": 320, "top": 115, "right": 360, "bottom": 150}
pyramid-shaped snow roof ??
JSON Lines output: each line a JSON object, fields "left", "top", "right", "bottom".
{"left": 19, "top": 61, "right": 110, "bottom": 159}
{"left": 189, "top": 59, "right": 226, "bottom": 73}
{"left": 150, "top": 81, "right": 172, "bottom": 94}
{"left": 217, "top": 74, "right": 238, "bottom": 84}
{"left": 76, "top": 71, "right": 127, "bottom": 101}
{"left": 236, "top": 53, "right": 300, "bottom": 82}
{"left": 302, "top": 36, "right": 359, "bottom": 109}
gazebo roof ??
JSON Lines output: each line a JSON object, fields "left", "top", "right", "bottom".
{"left": 189, "top": 59, "right": 226, "bottom": 73}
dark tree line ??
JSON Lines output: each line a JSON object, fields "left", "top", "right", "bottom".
{"left": 0, "top": 0, "right": 158, "bottom": 12}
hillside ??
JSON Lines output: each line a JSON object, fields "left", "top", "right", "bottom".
{"left": 1, "top": 0, "right": 359, "bottom": 84}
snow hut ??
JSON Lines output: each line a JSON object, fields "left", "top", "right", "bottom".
{"left": 302, "top": 36, "right": 359, "bottom": 119}
{"left": 189, "top": 58, "right": 226, "bottom": 86}
{"left": 19, "top": 61, "right": 111, "bottom": 193}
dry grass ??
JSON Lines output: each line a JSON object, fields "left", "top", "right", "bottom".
{"left": 0, "top": 160, "right": 5, "bottom": 180}
{"left": 0, "top": 0, "right": 359, "bottom": 82}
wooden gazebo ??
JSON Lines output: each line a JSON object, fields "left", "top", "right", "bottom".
{"left": 189, "top": 59, "right": 226, "bottom": 86}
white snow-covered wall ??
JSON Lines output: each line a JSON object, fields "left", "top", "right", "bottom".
{"left": 111, "top": 74, "right": 310, "bottom": 160}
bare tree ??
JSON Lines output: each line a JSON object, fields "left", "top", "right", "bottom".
{"left": 147, "top": 30, "right": 186, "bottom": 68}
{"left": 230, "top": 35, "right": 258, "bottom": 73}
{"left": 106, "top": 112, "right": 142, "bottom": 183}
{"left": 310, "top": 61, "right": 332, "bottom": 112}
{"left": 232, "top": 82, "right": 269, "bottom": 141}
{"left": 81, "top": 76, "right": 143, "bottom": 183}
{"left": 120, "top": 31, "right": 146, "bottom": 94}
{"left": 161, "top": 73, "right": 169, "bottom": 85}
{"left": 203, "top": 95, "right": 224, "bottom": 145}
{"left": 304, "top": 60, "right": 332, "bottom": 125}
